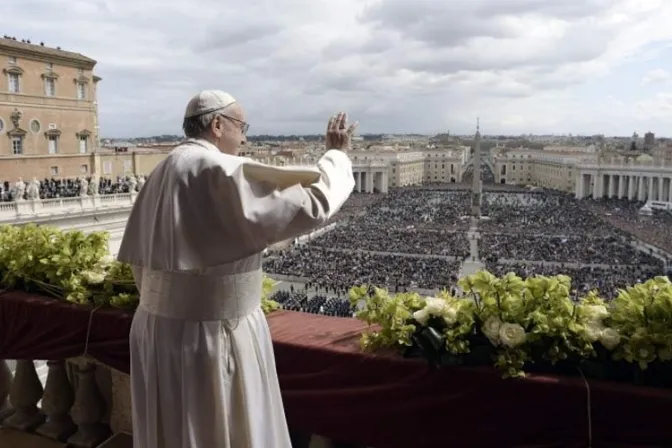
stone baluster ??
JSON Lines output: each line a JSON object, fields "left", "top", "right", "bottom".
{"left": 36, "top": 360, "right": 76, "bottom": 441}
{"left": 68, "top": 362, "right": 111, "bottom": 448}
{"left": 0, "top": 359, "right": 13, "bottom": 421}
{"left": 4, "top": 359, "right": 45, "bottom": 431}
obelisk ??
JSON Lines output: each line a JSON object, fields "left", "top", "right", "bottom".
{"left": 471, "top": 118, "right": 482, "bottom": 220}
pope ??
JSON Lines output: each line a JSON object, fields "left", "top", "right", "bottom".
{"left": 117, "top": 90, "right": 357, "bottom": 448}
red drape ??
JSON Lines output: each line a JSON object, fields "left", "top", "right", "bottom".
{"left": 1, "top": 291, "right": 671, "bottom": 447}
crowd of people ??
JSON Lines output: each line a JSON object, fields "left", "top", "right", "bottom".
{"left": 263, "top": 247, "right": 461, "bottom": 292}
{"left": 264, "top": 186, "right": 671, "bottom": 308}
{"left": 310, "top": 228, "right": 470, "bottom": 258}
{"left": 269, "top": 290, "right": 353, "bottom": 317}
{"left": 462, "top": 162, "right": 496, "bottom": 184}
{"left": 479, "top": 192, "right": 612, "bottom": 235}
{"left": 582, "top": 198, "right": 672, "bottom": 254}
{"left": 325, "top": 192, "right": 382, "bottom": 224}
{"left": 0, "top": 176, "right": 140, "bottom": 201}
{"left": 339, "top": 188, "right": 473, "bottom": 230}
{"left": 480, "top": 234, "right": 659, "bottom": 265}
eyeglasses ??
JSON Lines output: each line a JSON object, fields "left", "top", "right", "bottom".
{"left": 220, "top": 114, "right": 249, "bottom": 135}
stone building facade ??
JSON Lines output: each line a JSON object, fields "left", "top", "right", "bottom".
{"left": 493, "top": 145, "right": 672, "bottom": 202}
{"left": 349, "top": 146, "right": 469, "bottom": 190}
{"left": 0, "top": 38, "right": 101, "bottom": 179}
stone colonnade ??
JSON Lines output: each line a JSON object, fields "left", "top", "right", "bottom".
{"left": 575, "top": 170, "right": 672, "bottom": 202}
{"left": 352, "top": 169, "right": 388, "bottom": 193}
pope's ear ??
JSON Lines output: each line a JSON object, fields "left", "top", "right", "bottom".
{"left": 210, "top": 115, "right": 223, "bottom": 135}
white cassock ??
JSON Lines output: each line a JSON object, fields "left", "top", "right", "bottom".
{"left": 117, "top": 138, "right": 354, "bottom": 448}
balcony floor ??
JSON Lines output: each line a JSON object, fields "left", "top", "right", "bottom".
{"left": 0, "top": 427, "right": 133, "bottom": 448}
{"left": 0, "top": 427, "right": 65, "bottom": 447}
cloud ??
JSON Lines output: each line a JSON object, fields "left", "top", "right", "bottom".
{"left": 641, "top": 69, "right": 672, "bottom": 86}
{"left": 635, "top": 92, "right": 672, "bottom": 122}
{"left": 2, "top": 0, "right": 672, "bottom": 137}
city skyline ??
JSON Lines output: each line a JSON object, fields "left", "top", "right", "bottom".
{"left": 4, "top": 0, "right": 672, "bottom": 137}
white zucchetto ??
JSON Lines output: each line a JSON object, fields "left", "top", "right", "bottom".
{"left": 184, "top": 90, "right": 236, "bottom": 119}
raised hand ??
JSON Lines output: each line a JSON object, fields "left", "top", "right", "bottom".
{"left": 325, "top": 112, "right": 358, "bottom": 151}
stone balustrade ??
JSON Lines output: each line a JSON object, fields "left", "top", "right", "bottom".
{"left": 0, "top": 357, "right": 363, "bottom": 448}
{"left": 1, "top": 358, "right": 126, "bottom": 447}
{"left": 579, "top": 161, "right": 672, "bottom": 171}
{"left": 0, "top": 194, "right": 136, "bottom": 223}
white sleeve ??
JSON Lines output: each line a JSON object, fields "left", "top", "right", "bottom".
{"left": 210, "top": 149, "right": 355, "bottom": 250}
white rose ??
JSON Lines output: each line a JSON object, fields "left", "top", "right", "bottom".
{"left": 424, "top": 298, "right": 446, "bottom": 317}
{"left": 584, "top": 305, "right": 609, "bottom": 323}
{"left": 499, "top": 323, "right": 526, "bottom": 348}
{"left": 482, "top": 317, "right": 502, "bottom": 344}
{"left": 443, "top": 306, "right": 458, "bottom": 325}
{"left": 413, "top": 308, "right": 430, "bottom": 326}
{"left": 599, "top": 327, "right": 621, "bottom": 350}
{"left": 584, "top": 322, "right": 604, "bottom": 343}
{"left": 81, "top": 270, "right": 105, "bottom": 284}
{"left": 97, "top": 255, "right": 114, "bottom": 267}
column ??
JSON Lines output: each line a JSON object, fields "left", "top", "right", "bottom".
{"left": 659, "top": 177, "right": 664, "bottom": 202}
{"left": 638, "top": 176, "right": 646, "bottom": 201}
{"left": 628, "top": 175, "right": 636, "bottom": 200}
{"left": 574, "top": 173, "right": 583, "bottom": 199}
{"left": 355, "top": 172, "right": 361, "bottom": 193}
{"left": 619, "top": 175, "right": 626, "bottom": 199}
{"left": 366, "top": 170, "right": 374, "bottom": 193}
{"left": 608, "top": 174, "right": 616, "bottom": 198}
{"left": 381, "top": 172, "right": 389, "bottom": 193}
{"left": 592, "top": 173, "right": 600, "bottom": 198}
{"left": 668, "top": 177, "right": 672, "bottom": 203}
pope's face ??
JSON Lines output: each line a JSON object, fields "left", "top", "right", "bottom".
{"left": 211, "top": 103, "right": 248, "bottom": 155}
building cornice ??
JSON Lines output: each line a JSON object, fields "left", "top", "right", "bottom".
{"left": 0, "top": 39, "right": 96, "bottom": 69}
{"left": 44, "top": 129, "right": 62, "bottom": 137}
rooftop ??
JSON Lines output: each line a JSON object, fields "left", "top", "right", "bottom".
{"left": 0, "top": 36, "right": 96, "bottom": 67}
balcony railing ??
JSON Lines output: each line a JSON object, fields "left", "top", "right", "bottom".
{"left": 0, "top": 291, "right": 370, "bottom": 448}
{"left": 1, "top": 358, "right": 123, "bottom": 447}
{"left": 0, "top": 193, "right": 136, "bottom": 223}
{"left": 2, "top": 290, "right": 672, "bottom": 448}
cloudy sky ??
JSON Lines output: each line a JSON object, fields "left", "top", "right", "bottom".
{"left": 4, "top": 0, "right": 672, "bottom": 137}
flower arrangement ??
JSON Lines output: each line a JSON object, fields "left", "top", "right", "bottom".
{"left": 0, "top": 224, "right": 280, "bottom": 313}
{"left": 349, "top": 270, "right": 672, "bottom": 384}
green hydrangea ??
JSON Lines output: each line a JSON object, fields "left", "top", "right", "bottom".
{"left": 610, "top": 276, "right": 672, "bottom": 370}
{"left": 350, "top": 271, "right": 671, "bottom": 379}
{"left": 0, "top": 224, "right": 279, "bottom": 314}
